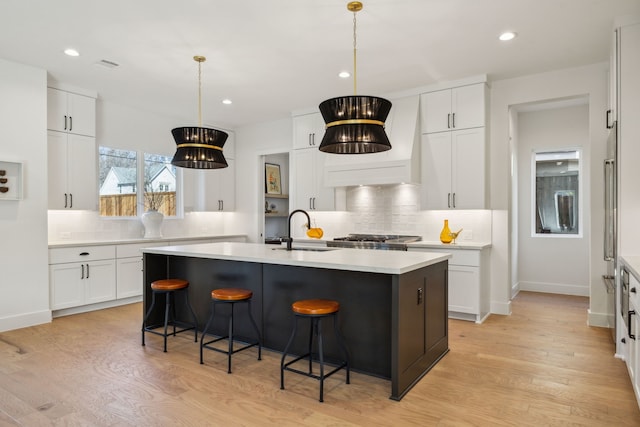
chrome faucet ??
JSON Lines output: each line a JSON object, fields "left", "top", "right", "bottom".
{"left": 285, "top": 209, "right": 311, "bottom": 250}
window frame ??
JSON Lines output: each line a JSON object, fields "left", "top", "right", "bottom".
{"left": 530, "top": 148, "right": 583, "bottom": 238}
{"left": 98, "top": 146, "right": 182, "bottom": 219}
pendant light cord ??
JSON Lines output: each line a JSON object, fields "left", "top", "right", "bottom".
{"left": 197, "top": 59, "right": 203, "bottom": 126}
{"left": 353, "top": 10, "right": 357, "bottom": 95}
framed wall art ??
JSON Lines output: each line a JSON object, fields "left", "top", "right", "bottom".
{"left": 265, "top": 163, "right": 282, "bottom": 195}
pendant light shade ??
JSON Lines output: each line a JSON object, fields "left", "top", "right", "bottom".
{"left": 171, "top": 56, "right": 228, "bottom": 169}
{"left": 318, "top": 1, "right": 392, "bottom": 154}
{"left": 170, "top": 127, "right": 228, "bottom": 169}
{"left": 318, "top": 95, "right": 392, "bottom": 154}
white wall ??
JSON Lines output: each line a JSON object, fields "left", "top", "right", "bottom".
{"left": 0, "top": 59, "right": 50, "bottom": 332}
{"left": 490, "top": 63, "right": 609, "bottom": 324}
{"left": 516, "top": 103, "right": 590, "bottom": 296}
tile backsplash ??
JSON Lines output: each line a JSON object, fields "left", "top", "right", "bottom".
{"left": 304, "top": 184, "right": 492, "bottom": 242}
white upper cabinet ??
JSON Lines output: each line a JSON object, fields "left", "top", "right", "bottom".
{"left": 204, "top": 158, "right": 236, "bottom": 211}
{"left": 293, "top": 113, "right": 325, "bottom": 149}
{"left": 47, "top": 130, "right": 97, "bottom": 210}
{"left": 47, "top": 88, "right": 96, "bottom": 137}
{"left": 421, "top": 128, "right": 486, "bottom": 210}
{"left": 292, "top": 148, "right": 335, "bottom": 211}
{"left": 420, "top": 84, "right": 486, "bottom": 134}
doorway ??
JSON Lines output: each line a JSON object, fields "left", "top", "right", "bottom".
{"left": 261, "top": 152, "right": 289, "bottom": 244}
{"left": 511, "top": 96, "right": 590, "bottom": 296}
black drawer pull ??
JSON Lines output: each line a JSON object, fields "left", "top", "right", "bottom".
{"left": 79, "top": 252, "right": 90, "bottom": 256}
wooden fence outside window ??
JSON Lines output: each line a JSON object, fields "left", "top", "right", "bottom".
{"left": 99, "top": 192, "right": 176, "bottom": 217}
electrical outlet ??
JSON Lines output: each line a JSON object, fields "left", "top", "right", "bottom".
{"left": 462, "top": 229, "right": 473, "bottom": 240}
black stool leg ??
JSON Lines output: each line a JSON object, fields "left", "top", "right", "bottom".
{"left": 317, "top": 318, "right": 325, "bottom": 402}
{"left": 163, "top": 291, "right": 171, "bottom": 352}
{"left": 280, "top": 315, "right": 298, "bottom": 390}
{"left": 308, "top": 317, "right": 314, "bottom": 374}
{"left": 247, "top": 299, "right": 262, "bottom": 360}
{"left": 200, "top": 300, "right": 217, "bottom": 364}
{"left": 227, "top": 302, "right": 235, "bottom": 373}
{"left": 334, "top": 313, "right": 350, "bottom": 384}
{"left": 141, "top": 290, "right": 158, "bottom": 346}
{"left": 183, "top": 289, "right": 198, "bottom": 343}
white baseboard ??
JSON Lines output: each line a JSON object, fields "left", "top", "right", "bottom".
{"left": 52, "top": 296, "right": 142, "bottom": 318}
{"left": 588, "top": 309, "right": 612, "bottom": 328}
{"left": 491, "top": 299, "right": 511, "bottom": 316}
{"left": 0, "top": 309, "right": 52, "bottom": 333}
{"left": 518, "top": 280, "right": 589, "bottom": 296}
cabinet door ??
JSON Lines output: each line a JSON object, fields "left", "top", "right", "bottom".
{"left": 47, "top": 131, "right": 69, "bottom": 209}
{"left": 448, "top": 265, "right": 480, "bottom": 314}
{"left": 451, "top": 84, "right": 485, "bottom": 130}
{"left": 311, "top": 150, "right": 334, "bottom": 211}
{"left": 50, "top": 263, "right": 85, "bottom": 310}
{"left": 203, "top": 159, "right": 235, "bottom": 211}
{"left": 85, "top": 260, "right": 116, "bottom": 304}
{"left": 293, "top": 113, "right": 325, "bottom": 149}
{"left": 47, "top": 88, "right": 68, "bottom": 133}
{"left": 421, "top": 90, "right": 452, "bottom": 134}
{"left": 421, "top": 132, "right": 452, "bottom": 210}
{"left": 451, "top": 128, "right": 485, "bottom": 209}
{"left": 117, "top": 257, "right": 143, "bottom": 299}
{"left": 293, "top": 148, "right": 316, "bottom": 210}
{"left": 68, "top": 93, "right": 96, "bottom": 137}
{"left": 67, "top": 134, "right": 97, "bottom": 210}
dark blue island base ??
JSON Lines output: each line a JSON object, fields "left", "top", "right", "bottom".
{"left": 143, "top": 253, "right": 448, "bottom": 400}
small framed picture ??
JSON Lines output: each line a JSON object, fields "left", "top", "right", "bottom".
{"left": 265, "top": 163, "right": 282, "bottom": 195}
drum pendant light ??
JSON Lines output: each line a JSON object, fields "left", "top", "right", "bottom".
{"left": 318, "top": 1, "right": 392, "bottom": 154}
{"left": 171, "top": 56, "right": 228, "bottom": 169}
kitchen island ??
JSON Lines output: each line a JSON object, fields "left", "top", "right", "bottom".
{"left": 142, "top": 242, "right": 450, "bottom": 400}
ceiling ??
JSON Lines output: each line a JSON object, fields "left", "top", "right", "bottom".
{"left": 1, "top": 0, "right": 639, "bottom": 130}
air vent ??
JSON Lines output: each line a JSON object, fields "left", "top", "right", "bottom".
{"left": 95, "top": 59, "right": 119, "bottom": 68}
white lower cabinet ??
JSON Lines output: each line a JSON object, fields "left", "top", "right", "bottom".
{"left": 628, "top": 270, "right": 640, "bottom": 403}
{"left": 408, "top": 246, "right": 490, "bottom": 323}
{"left": 49, "top": 245, "right": 116, "bottom": 310}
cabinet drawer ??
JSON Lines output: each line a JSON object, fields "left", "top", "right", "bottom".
{"left": 417, "top": 248, "right": 480, "bottom": 267}
{"left": 117, "top": 242, "right": 165, "bottom": 258}
{"left": 49, "top": 245, "right": 116, "bottom": 264}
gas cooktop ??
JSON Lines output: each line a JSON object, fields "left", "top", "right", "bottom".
{"left": 327, "top": 234, "right": 421, "bottom": 251}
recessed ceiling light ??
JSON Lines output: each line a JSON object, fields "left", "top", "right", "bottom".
{"left": 64, "top": 48, "right": 80, "bottom": 57}
{"left": 222, "top": 99, "right": 232, "bottom": 105}
{"left": 338, "top": 71, "right": 351, "bottom": 79}
{"left": 499, "top": 32, "right": 517, "bottom": 41}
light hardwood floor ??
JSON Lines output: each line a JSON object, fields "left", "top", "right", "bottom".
{"left": 0, "top": 291, "right": 639, "bottom": 426}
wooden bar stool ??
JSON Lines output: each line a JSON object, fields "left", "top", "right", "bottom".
{"left": 142, "top": 278, "right": 198, "bottom": 352}
{"left": 200, "top": 288, "right": 262, "bottom": 373}
{"left": 280, "top": 299, "right": 350, "bottom": 402}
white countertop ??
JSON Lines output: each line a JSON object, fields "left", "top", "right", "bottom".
{"left": 48, "top": 234, "right": 246, "bottom": 248}
{"left": 142, "top": 242, "right": 451, "bottom": 275}
{"left": 621, "top": 256, "right": 640, "bottom": 279}
{"left": 407, "top": 241, "right": 492, "bottom": 250}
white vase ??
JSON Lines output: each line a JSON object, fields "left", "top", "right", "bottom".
{"left": 141, "top": 210, "right": 164, "bottom": 238}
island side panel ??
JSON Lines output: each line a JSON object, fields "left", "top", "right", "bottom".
{"left": 262, "top": 264, "right": 393, "bottom": 378}
{"left": 143, "top": 254, "right": 264, "bottom": 339}
{"left": 391, "top": 260, "right": 449, "bottom": 400}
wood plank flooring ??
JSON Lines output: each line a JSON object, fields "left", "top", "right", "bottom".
{"left": 0, "top": 291, "right": 638, "bottom": 426}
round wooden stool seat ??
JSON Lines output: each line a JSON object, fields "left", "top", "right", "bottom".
{"left": 292, "top": 299, "right": 340, "bottom": 316}
{"left": 151, "top": 278, "right": 189, "bottom": 291}
{"left": 211, "top": 288, "right": 253, "bottom": 301}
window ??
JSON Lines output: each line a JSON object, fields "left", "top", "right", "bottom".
{"left": 143, "top": 153, "right": 177, "bottom": 216}
{"left": 533, "top": 150, "right": 581, "bottom": 236}
{"left": 99, "top": 147, "right": 178, "bottom": 217}
{"left": 99, "top": 147, "right": 137, "bottom": 217}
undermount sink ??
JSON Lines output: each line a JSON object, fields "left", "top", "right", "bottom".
{"left": 271, "top": 247, "right": 336, "bottom": 252}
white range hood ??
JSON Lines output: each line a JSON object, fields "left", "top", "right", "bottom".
{"left": 323, "top": 95, "right": 420, "bottom": 187}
